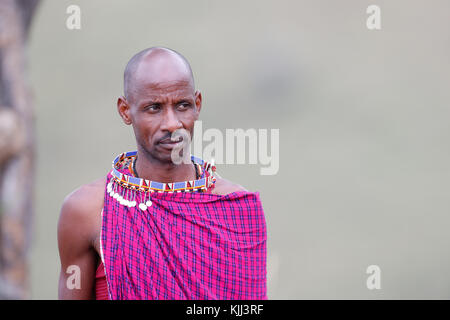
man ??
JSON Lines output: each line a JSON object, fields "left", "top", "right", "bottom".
{"left": 57, "top": 47, "right": 267, "bottom": 299}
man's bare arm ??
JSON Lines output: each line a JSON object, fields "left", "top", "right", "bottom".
{"left": 57, "top": 188, "right": 98, "bottom": 299}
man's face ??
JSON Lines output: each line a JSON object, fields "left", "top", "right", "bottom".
{"left": 119, "top": 77, "right": 202, "bottom": 163}
{"left": 118, "top": 50, "right": 202, "bottom": 163}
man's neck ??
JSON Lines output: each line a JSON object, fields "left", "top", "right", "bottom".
{"left": 134, "top": 150, "right": 196, "bottom": 183}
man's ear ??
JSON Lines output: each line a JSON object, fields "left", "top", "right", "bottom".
{"left": 117, "top": 96, "right": 132, "bottom": 125}
{"left": 194, "top": 90, "right": 202, "bottom": 116}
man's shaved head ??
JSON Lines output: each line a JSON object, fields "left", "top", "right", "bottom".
{"left": 123, "top": 47, "right": 195, "bottom": 103}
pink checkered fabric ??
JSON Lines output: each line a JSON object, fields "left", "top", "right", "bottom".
{"left": 100, "top": 166, "right": 267, "bottom": 300}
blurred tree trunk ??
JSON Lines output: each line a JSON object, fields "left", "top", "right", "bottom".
{"left": 0, "top": 0, "right": 40, "bottom": 299}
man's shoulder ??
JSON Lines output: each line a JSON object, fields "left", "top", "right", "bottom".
{"left": 59, "top": 177, "right": 106, "bottom": 224}
{"left": 212, "top": 177, "right": 248, "bottom": 195}
{"left": 58, "top": 177, "right": 107, "bottom": 274}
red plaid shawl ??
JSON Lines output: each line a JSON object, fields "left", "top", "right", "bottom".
{"left": 100, "top": 167, "right": 267, "bottom": 300}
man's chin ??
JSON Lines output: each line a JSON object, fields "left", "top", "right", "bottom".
{"left": 154, "top": 145, "right": 187, "bottom": 164}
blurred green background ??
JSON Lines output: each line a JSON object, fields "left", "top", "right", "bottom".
{"left": 28, "top": 0, "right": 450, "bottom": 299}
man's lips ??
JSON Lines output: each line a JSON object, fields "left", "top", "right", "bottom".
{"left": 159, "top": 137, "right": 183, "bottom": 144}
{"left": 158, "top": 136, "right": 184, "bottom": 151}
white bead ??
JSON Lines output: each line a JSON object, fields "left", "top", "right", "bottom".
{"left": 131, "top": 201, "right": 136, "bottom": 207}
{"left": 146, "top": 200, "right": 152, "bottom": 207}
{"left": 139, "top": 203, "right": 147, "bottom": 211}
{"left": 113, "top": 193, "right": 119, "bottom": 199}
{"left": 109, "top": 191, "right": 114, "bottom": 197}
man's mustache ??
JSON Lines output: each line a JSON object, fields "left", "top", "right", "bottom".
{"left": 157, "top": 129, "right": 191, "bottom": 144}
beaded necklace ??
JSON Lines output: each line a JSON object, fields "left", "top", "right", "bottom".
{"left": 131, "top": 155, "right": 201, "bottom": 180}
{"left": 106, "top": 151, "right": 217, "bottom": 211}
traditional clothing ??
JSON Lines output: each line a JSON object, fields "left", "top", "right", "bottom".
{"left": 99, "top": 151, "right": 267, "bottom": 300}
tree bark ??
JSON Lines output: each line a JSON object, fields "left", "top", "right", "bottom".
{"left": 0, "top": 0, "right": 40, "bottom": 299}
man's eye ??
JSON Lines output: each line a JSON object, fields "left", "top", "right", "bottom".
{"left": 146, "top": 105, "right": 160, "bottom": 111}
{"left": 178, "top": 103, "right": 190, "bottom": 110}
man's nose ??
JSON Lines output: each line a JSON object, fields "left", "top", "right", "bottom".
{"left": 161, "top": 107, "right": 182, "bottom": 132}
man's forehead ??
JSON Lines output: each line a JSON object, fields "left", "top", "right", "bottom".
{"left": 132, "top": 80, "right": 194, "bottom": 104}
{"left": 134, "top": 78, "right": 194, "bottom": 97}
{"left": 133, "top": 66, "right": 194, "bottom": 95}
{"left": 136, "top": 77, "right": 193, "bottom": 90}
